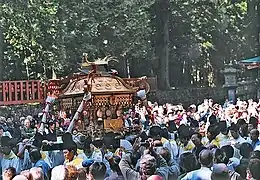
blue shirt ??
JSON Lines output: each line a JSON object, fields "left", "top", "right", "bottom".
{"left": 181, "top": 167, "right": 212, "bottom": 180}
{"left": 250, "top": 139, "right": 260, "bottom": 150}
{"left": 34, "top": 159, "right": 50, "bottom": 176}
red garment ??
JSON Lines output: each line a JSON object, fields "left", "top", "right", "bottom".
{"left": 147, "top": 175, "right": 163, "bottom": 180}
{"left": 174, "top": 114, "right": 183, "bottom": 126}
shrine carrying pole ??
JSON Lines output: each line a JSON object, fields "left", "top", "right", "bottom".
{"left": 39, "top": 95, "right": 56, "bottom": 135}
{"left": 66, "top": 92, "right": 91, "bottom": 133}
{"left": 66, "top": 72, "right": 94, "bottom": 133}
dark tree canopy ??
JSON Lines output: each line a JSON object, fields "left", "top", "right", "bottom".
{"left": 0, "top": 0, "right": 259, "bottom": 89}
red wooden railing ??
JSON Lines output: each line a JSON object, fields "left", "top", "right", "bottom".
{"left": 0, "top": 80, "right": 44, "bottom": 106}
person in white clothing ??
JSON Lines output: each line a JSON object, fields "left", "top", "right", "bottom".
{"left": 0, "top": 125, "right": 12, "bottom": 138}
{"left": 229, "top": 123, "right": 246, "bottom": 159}
{"left": 181, "top": 149, "right": 213, "bottom": 180}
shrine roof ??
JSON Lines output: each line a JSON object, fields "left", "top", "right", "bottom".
{"left": 240, "top": 56, "right": 260, "bottom": 64}
{"left": 240, "top": 56, "right": 260, "bottom": 69}
{"left": 59, "top": 75, "right": 137, "bottom": 98}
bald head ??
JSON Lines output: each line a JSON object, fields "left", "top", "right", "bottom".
{"left": 140, "top": 154, "right": 157, "bottom": 176}
{"left": 12, "top": 175, "right": 28, "bottom": 180}
{"left": 147, "top": 175, "right": 163, "bottom": 180}
{"left": 51, "top": 165, "right": 67, "bottom": 180}
{"left": 24, "top": 119, "right": 31, "bottom": 128}
{"left": 250, "top": 129, "right": 259, "bottom": 141}
{"left": 250, "top": 129, "right": 259, "bottom": 134}
{"left": 199, "top": 149, "right": 213, "bottom": 167}
{"left": 30, "top": 167, "right": 44, "bottom": 180}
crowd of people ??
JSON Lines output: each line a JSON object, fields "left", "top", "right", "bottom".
{"left": 0, "top": 98, "right": 260, "bottom": 180}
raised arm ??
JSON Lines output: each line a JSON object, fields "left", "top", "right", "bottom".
{"left": 66, "top": 92, "right": 91, "bottom": 133}
{"left": 39, "top": 96, "right": 56, "bottom": 134}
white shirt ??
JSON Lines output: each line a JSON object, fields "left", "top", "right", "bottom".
{"left": 2, "top": 131, "right": 12, "bottom": 138}
{"left": 231, "top": 135, "right": 246, "bottom": 159}
{"left": 124, "top": 118, "right": 132, "bottom": 128}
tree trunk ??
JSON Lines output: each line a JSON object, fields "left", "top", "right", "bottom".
{"left": 246, "top": 0, "right": 260, "bottom": 56}
{"left": 57, "top": 5, "right": 67, "bottom": 76}
{"left": 0, "top": 27, "right": 3, "bottom": 80}
{"left": 256, "top": 0, "right": 260, "bottom": 55}
{"left": 154, "top": 0, "right": 171, "bottom": 90}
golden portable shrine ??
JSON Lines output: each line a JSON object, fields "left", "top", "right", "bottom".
{"left": 47, "top": 54, "right": 150, "bottom": 139}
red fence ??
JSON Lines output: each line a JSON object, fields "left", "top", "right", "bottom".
{"left": 0, "top": 80, "right": 44, "bottom": 106}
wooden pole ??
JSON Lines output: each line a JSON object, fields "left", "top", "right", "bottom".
{"left": 67, "top": 92, "right": 92, "bottom": 133}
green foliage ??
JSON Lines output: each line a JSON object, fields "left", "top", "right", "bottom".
{"left": 0, "top": 0, "right": 154, "bottom": 80}
{"left": 169, "top": 0, "right": 253, "bottom": 87}
{"left": 0, "top": 0, "right": 258, "bottom": 88}
{"left": 0, "top": 0, "right": 60, "bottom": 80}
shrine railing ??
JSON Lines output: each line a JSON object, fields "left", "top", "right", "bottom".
{"left": 0, "top": 80, "right": 44, "bottom": 106}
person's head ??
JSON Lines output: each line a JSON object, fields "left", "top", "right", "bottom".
{"left": 56, "top": 120, "right": 61, "bottom": 128}
{"left": 249, "top": 117, "right": 258, "bottom": 132}
{"left": 199, "top": 149, "right": 213, "bottom": 168}
{"left": 179, "top": 134, "right": 190, "bottom": 146}
{"left": 24, "top": 119, "right": 31, "bottom": 128}
{"left": 1, "top": 144, "right": 11, "bottom": 155}
{"left": 63, "top": 147, "right": 77, "bottom": 162}
{"left": 12, "top": 175, "right": 29, "bottom": 180}
{"left": 221, "top": 145, "right": 234, "bottom": 159}
{"left": 77, "top": 168, "right": 87, "bottom": 180}
{"left": 218, "top": 121, "right": 228, "bottom": 135}
{"left": 229, "top": 123, "right": 240, "bottom": 139}
{"left": 66, "top": 165, "right": 78, "bottom": 180}
{"left": 29, "top": 167, "right": 44, "bottom": 180}
{"left": 20, "top": 170, "right": 33, "bottom": 180}
{"left": 209, "top": 99, "right": 213, "bottom": 106}
{"left": 248, "top": 158, "right": 260, "bottom": 180}
{"left": 209, "top": 115, "right": 217, "bottom": 125}
{"left": 129, "top": 110, "right": 134, "bottom": 118}
{"left": 191, "top": 132, "right": 202, "bottom": 146}
{"left": 147, "top": 175, "right": 163, "bottom": 180}
{"left": 240, "top": 124, "right": 248, "bottom": 137}
{"left": 178, "top": 125, "right": 190, "bottom": 145}
{"left": 88, "top": 162, "right": 106, "bottom": 180}
{"left": 48, "top": 121, "right": 55, "bottom": 130}
{"left": 189, "top": 104, "right": 196, "bottom": 113}
{"left": 135, "top": 112, "right": 140, "bottom": 119}
{"left": 213, "top": 148, "right": 228, "bottom": 164}
{"left": 139, "top": 154, "right": 157, "bottom": 177}
{"left": 250, "top": 150, "right": 260, "bottom": 159}
{"left": 179, "top": 152, "right": 198, "bottom": 173}
{"left": 189, "top": 119, "right": 199, "bottom": 131}
{"left": 237, "top": 119, "right": 246, "bottom": 127}
{"left": 242, "top": 111, "right": 248, "bottom": 118}
{"left": 29, "top": 149, "right": 42, "bottom": 163}
{"left": 149, "top": 126, "right": 162, "bottom": 140}
{"left": 250, "top": 129, "right": 260, "bottom": 142}
{"left": 6, "top": 121, "right": 13, "bottom": 128}
{"left": 26, "top": 115, "right": 33, "bottom": 121}
{"left": 3, "top": 167, "right": 16, "bottom": 180}
{"left": 207, "top": 125, "right": 220, "bottom": 141}
{"left": 51, "top": 165, "right": 68, "bottom": 180}
{"left": 161, "top": 128, "right": 169, "bottom": 139}
{"left": 123, "top": 111, "right": 129, "bottom": 119}
{"left": 158, "top": 147, "right": 171, "bottom": 163}
{"left": 240, "top": 142, "right": 253, "bottom": 158}
{"left": 211, "top": 163, "right": 230, "bottom": 180}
